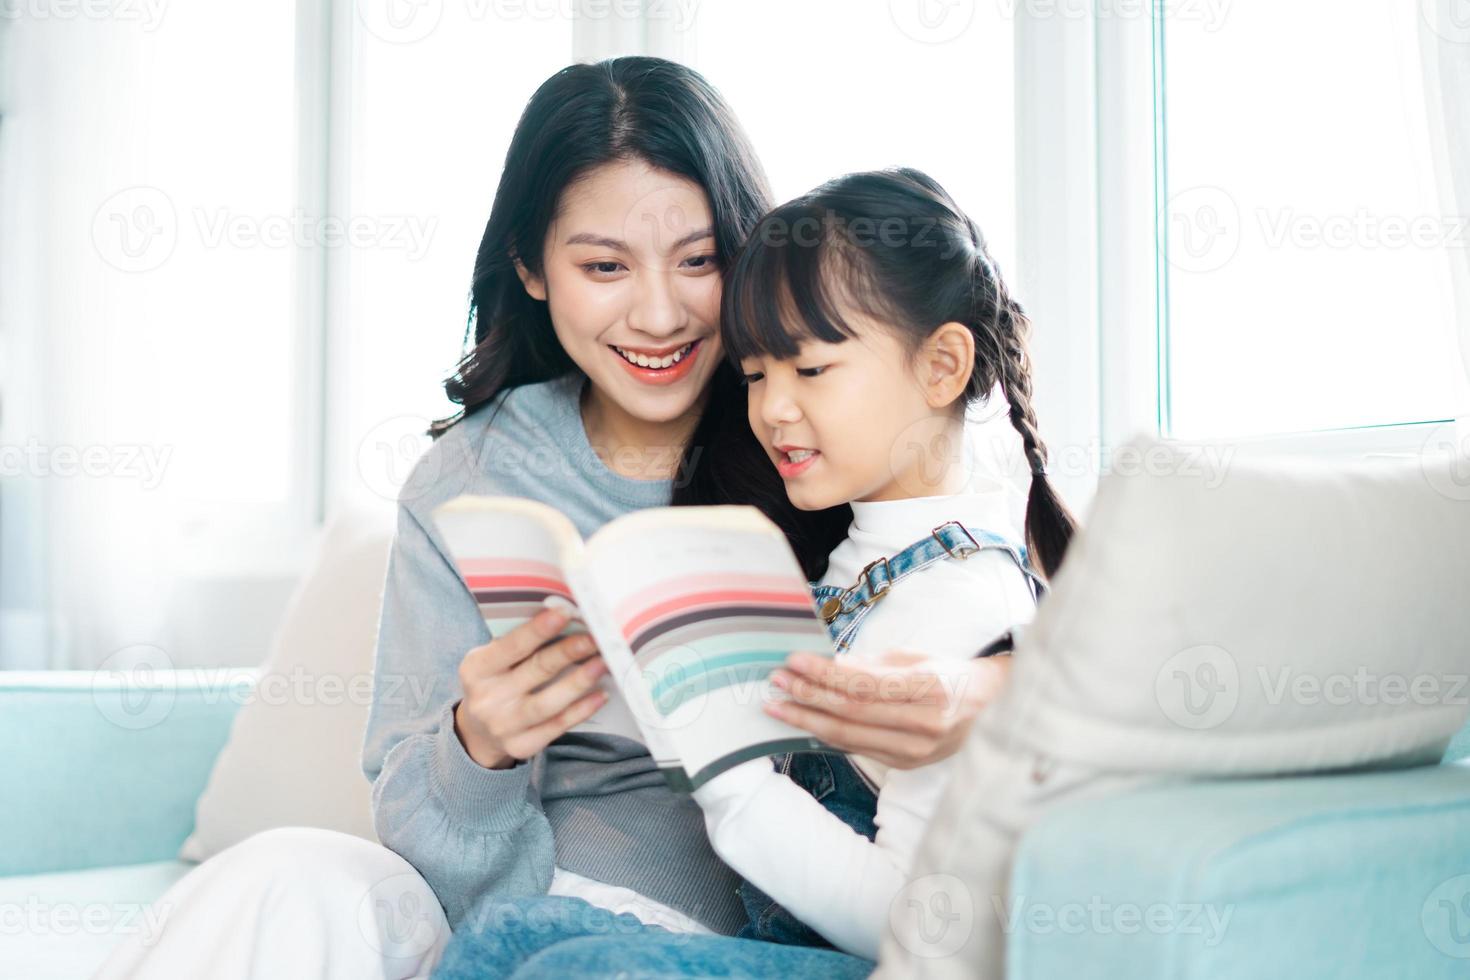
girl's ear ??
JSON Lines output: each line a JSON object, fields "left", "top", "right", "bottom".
{"left": 513, "top": 255, "right": 548, "bottom": 301}
{"left": 917, "top": 321, "right": 976, "bottom": 408}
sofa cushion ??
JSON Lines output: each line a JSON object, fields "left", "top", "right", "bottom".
{"left": 178, "top": 502, "right": 395, "bottom": 861}
{"left": 878, "top": 441, "right": 1470, "bottom": 979}
{"left": 997, "top": 439, "right": 1470, "bottom": 773}
{"left": 1007, "top": 763, "right": 1470, "bottom": 979}
{"left": 0, "top": 672, "right": 245, "bottom": 876}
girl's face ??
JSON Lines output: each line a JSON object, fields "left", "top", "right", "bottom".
{"left": 516, "top": 159, "right": 724, "bottom": 428}
{"left": 739, "top": 312, "right": 957, "bottom": 510}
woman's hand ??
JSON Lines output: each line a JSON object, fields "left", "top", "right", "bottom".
{"left": 453, "top": 607, "right": 609, "bottom": 770}
{"left": 762, "top": 650, "right": 1012, "bottom": 770}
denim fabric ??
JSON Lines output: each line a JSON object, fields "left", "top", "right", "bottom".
{"left": 511, "top": 931, "right": 876, "bottom": 979}
{"left": 433, "top": 894, "right": 664, "bottom": 979}
{"left": 736, "top": 522, "right": 1041, "bottom": 949}
{"left": 816, "top": 521, "right": 1042, "bottom": 654}
{"left": 433, "top": 894, "right": 874, "bottom": 980}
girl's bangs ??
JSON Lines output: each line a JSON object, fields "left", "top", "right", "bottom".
{"left": 723, "top": 211, "right": 877, "bottom": 363}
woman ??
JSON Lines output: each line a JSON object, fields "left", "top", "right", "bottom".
{"left": 94, "top": 57, "right": 1003, "bottom": 980}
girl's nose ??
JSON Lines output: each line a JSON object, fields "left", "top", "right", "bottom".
{"left": 758, "top": 377, "right": 802, "bottom": 429}
{"left": 625, "top": 269, "right": 688, "bottom": 339}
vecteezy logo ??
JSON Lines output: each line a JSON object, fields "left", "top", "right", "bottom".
{"left": 889, "top": 0, "right": 975, "bottom": 44}
{"left": 356, "top": 415, "right": 437, "bottom": 502}
{"left": 358, "top": 873, "right": 445, "bottom": 959}
{"left": 1421, "top": 421, "right": 1470, "bottom": 502}
{"left": 91, "top": 186, "right": 178, "bottom": 273}
{"left": 619, "top": 184, "right": 710, "bottom": 273}
{"left": 1422, "top": 874, "right": 1470, "bottom": 958}
{"left": 619, "top": 647, "right": 713, "bottom": 735}
{"left": 887, "top": 415, "right": 981, "bottom": 497}
{"left": 1163, "top": 185, "right": 1241, "bottom": 275}
{"left": 889, "top": 873, "right": 974, "bottom": 959}
{"left": 356, "top": 0, "right": 443, "bottom": 44}
{"left": 92, "top": 644, "right": 177, "bottom": 731}
{"left": 1155, "top": 644, "right": 1239, "bottom": 730}
{"left": 1421, "top": 0, "right": 1470, "bottom": 45}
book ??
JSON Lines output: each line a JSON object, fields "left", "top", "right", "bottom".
{"left": 430, "top": 496, "right": 837, "bottom": 792}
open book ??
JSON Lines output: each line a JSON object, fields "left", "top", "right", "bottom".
{"left": 431, "top": 496, "right": 836, "bottom": 792}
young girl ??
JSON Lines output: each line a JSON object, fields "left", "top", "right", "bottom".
{"left": 688, "top": 166, "right": 1075, "bottom": 961}
{"left": 431, "top": 168, "right": 1072, "bottom": 977}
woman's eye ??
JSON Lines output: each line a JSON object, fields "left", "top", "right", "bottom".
{"left": 682, "top": 253, "right": 718, "bottom": 271}
{"left": 740, "top": 372, "right": 764, "bottom": 386}
{"left": 796, "top": 365, "right": 827, "bottom": 378}
{"left": 584, "top": 261, "right": 624, "bottom": 276}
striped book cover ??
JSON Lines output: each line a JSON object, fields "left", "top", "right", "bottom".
{"left": 432, "top": 496, "right": 838, "bottom": 792}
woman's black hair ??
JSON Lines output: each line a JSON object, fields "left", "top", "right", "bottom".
{"left": 721, "top": 168, "right": 1076, "bottom": 578}
{"left": 431, "top": 56, "right": 848, "bottom": 579}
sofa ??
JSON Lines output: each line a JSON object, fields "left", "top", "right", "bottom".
{"left": 4, "top": 673, "right": 1470, "bottom": 979}
{"left": 6, "top": 470, "right": 1470, "bottom": 979}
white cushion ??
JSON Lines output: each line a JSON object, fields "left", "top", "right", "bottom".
{"left": 179, "top": 502, "right": 395, "bottom": 861}
{"left": 993, "top": 437, "right": 1470, "bottom": 773}
{"left": 877, "top": 439, "right": 1470, "bottom": 976}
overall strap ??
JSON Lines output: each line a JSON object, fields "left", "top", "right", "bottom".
{"left": 816, "top": 521, "right": 1045, "bottom": 630}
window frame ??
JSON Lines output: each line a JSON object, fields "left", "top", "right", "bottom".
{"left": 1132, "top": 1, "right": 1467, "bottom": 466}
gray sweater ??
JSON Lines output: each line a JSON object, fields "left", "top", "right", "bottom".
{"left": 361, "top": 373, "right": 747, "bottom": 935}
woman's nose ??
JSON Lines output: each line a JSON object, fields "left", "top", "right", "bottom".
{"left": 625, "top": 269, "right": 687, "bottom": 339}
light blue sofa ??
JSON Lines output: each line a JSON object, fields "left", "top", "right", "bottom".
{"left": 4, "top": 670, "right": 1470, "bottom": 979}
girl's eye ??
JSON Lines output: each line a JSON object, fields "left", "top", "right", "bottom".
{"left": 682, "top": 253, "right": 718, "bottom": 271}
{"left": 796, "top": 365, "right": 827, "bottom": 378}
{"left": 740, "top": 372, "right": 765, "bottom": 386}
{"left": 584, "top": 261, "right": 625, "bottom": 276}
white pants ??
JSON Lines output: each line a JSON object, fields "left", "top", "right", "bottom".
{"left": 93, "top": 827, "right": 451, "bottom": 980}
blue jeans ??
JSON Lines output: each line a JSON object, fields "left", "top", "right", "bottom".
{"left": 433, "top": 894, "right": 874, "bottom": 980}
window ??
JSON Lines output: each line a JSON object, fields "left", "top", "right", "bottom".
{"left": 1, "top": 5, "right": 304, "bottom": 667}
{"left": 689, "top": 0, "right": 1017, "bottom": 275}
{"left": 1157, "top": 1, "right": 1470, "bottom": 440}
{"left": 341, "top": 7, "right": 574, "bottom": 504}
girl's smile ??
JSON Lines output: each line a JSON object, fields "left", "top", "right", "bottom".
{"left": 741, "top": 326, "right": 952, "bottom": 509}
{"left": 775, "top": 444, "right": 821, "bottom": 478}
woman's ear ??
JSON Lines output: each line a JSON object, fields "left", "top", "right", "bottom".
{"left": 917, "top": 321, "right": 976, "bottom": 408}
{"left": 513, "top": 255, "right": 547, "bottom": 301}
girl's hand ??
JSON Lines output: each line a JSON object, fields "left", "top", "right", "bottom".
{"left": 453, "top": 607, "right": 609, "bottom": 770}
{"left": 763, "top": 650, "right": 1012, "bottom": 770}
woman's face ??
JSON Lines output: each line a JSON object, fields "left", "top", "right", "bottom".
{"left": 516, "top": 159, "right": 724, "bottom": 427}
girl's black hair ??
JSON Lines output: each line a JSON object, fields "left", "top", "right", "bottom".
{"left": 431, "top": 56, "right": 848, "bottom": 579}
{"left": 722, "top": 168, "right": 1076, "bottom": 579}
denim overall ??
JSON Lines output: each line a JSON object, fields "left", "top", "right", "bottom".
{"left": 736, "top": 521, "right": 1045, "bottom": 948}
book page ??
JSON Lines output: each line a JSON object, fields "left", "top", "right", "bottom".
{"left": 430, "top": 495, "right": 647, "bottom": 744}
{"left": 580, "top": 505, "right": 835, "bottom": 790}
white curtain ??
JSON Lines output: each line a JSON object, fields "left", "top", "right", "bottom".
{"left": 0, "top": 5, "right": 580, "bottom": 671}
{"left": 1421, "top": 1, "right": 1470, "bottom": 396}
{"left": 0, "top": 17, "right": 177, "bottom": 669}
{"left": 0, "top": 12, "right": 307, "bottom": 671}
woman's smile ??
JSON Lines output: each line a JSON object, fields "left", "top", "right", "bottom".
{"left": 607, "top": 337, "right": 707, "bottom": 386}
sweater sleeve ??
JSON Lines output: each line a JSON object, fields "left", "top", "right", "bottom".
{"left": 361, "top": 500, "right": 556, "bottom": 929}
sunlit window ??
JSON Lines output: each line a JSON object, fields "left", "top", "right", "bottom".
{"left": 690, "top": 0, "right": 1017, "bottom": 275}
{"left": 1160, "top": 0, "right": 1470, "bottom": 439}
